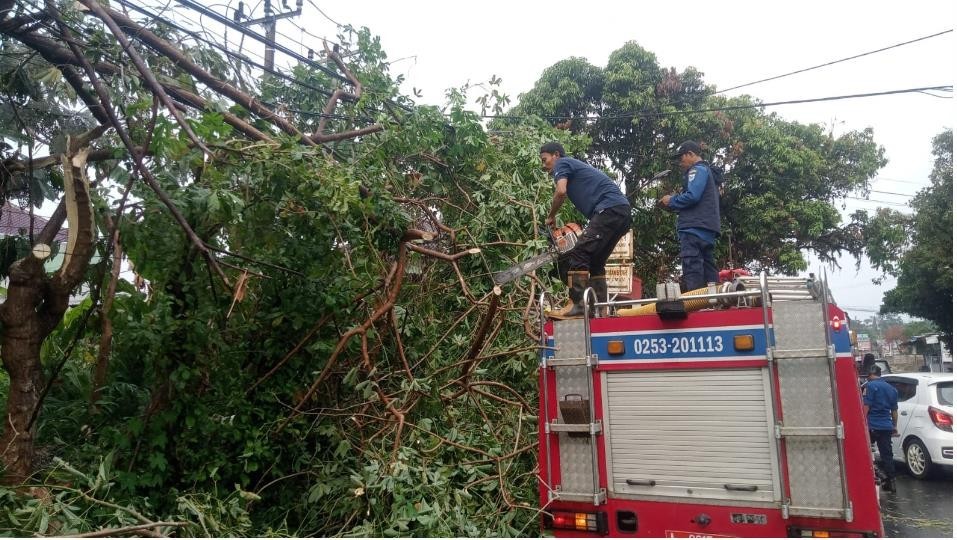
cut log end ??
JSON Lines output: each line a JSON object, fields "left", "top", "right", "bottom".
{"left": 31, "top": 244, "right": 52, "bottom": 260}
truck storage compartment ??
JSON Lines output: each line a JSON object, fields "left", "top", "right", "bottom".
{"left": 603, "top": 368, "right": 781, "bottom": 503}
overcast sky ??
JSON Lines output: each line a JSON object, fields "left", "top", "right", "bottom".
{"left": 191, "top": 0, "right": 956, "bottom": 319}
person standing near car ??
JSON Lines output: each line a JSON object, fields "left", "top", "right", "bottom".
{"left": 658, "top": 141, "right": 723, "bottom": 292}
{"left": 540, "top": 142, "right": 632, "bottom": 319}
{"left": 863, "top": 364, "right": 899, "bottom": 492}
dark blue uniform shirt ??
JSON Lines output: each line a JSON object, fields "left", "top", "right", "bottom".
{"left": 667, "top": 161, "right": 721, "bottom": 243}
{"left": 863, "top": 378, "right": 898, "bottom": 431}
{"left": 552, "top": 157, "right": 628, "bottom": 219}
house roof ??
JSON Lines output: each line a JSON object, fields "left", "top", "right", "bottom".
{"left": 0, "top": 201, "right": 69, "bottom": 242}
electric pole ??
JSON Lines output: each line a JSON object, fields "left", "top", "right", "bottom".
{"left": 237, "top": 0, "right": 303, "bottom": 72}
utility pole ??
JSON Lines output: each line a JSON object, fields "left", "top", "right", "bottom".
{"left": 237, "top": 0, "right": 303, "bottom": 72}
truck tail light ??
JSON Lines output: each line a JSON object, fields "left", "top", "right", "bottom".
{"left": 543, "top": 510, "right": 608, "bottom": 534}
{"left": 929, "top": 406, "right": 953, "bottom": 432}
{"left": 831, "top": 316, "right": 842, "bottom": 331}
{"left": 788, "top": 526, "right": 870, "bottom": 537}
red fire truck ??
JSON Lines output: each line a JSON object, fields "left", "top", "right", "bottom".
{"left": 538, "top": 274, "right": 883, "bottom": 537}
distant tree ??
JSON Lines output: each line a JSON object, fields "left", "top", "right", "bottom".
{"left": 867, "top": 130, "right": 953, "bottom": 341}
{"left": 903, "top": 319, "right": 940, "bottom": 340}
{"left": 884, "top": 324, "right": 904, "bottom": 350}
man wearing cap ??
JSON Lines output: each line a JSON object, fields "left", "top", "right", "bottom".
{"left": 863, "top": 364, "right": 899, "bottom": 492}
{"left": 540, "top": 141, "right": 631, "bottom": 319}
{"left": 659, "top": 141, "right": 723, "bottom": 291}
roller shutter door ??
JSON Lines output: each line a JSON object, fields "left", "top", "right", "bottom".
{"left": 604, "top": 368, "right": 780, "bottom": 503}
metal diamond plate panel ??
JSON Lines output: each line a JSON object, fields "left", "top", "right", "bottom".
{"left": 555, "top": 366, "right": 590, "bottom": 406}
{"left": 777, "top": 357, "right": 836, "bottom": 428}
{"left": 772, "top": 300, "right": 846, "bottom": 516}
{"left": 552, "top": 319, "right": 588, "bottom": 359}
{"left": 773, "top": 302, "right": 827, "bottom": 350}
{"left": 783, "top": 438, "right": 844, "bottom": 511}
{"left": 557, "top": 435, "right": 595, "bottom": 494}
{"left": 551, "top": 319, "right": 595, "bottom": 495}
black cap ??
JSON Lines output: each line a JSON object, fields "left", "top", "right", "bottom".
{"left": 670, "top": 140, "right": 702, "bottom": 160}
{"left": 867, "top": 364, "right": 882, "bottom": 376}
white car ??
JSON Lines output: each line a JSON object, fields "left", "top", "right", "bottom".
{"left": 880, "top": 372, "right": 953, "bottom": 478}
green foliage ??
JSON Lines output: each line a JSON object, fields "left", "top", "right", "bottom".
{"left": 903, "top": 320, "right": 939, "bottom": 340}
{"left": 876, "top": 129, "right": 953, "bottom": 338}
{"left": 3, "top": 14, "right": 571, "bottom": 532}
{"left": 0, "top": 453, "right": 258, "bottom": 536}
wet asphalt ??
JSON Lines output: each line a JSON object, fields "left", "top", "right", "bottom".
{"left": 881, "top": 465, "right": 953, "bottom": 538}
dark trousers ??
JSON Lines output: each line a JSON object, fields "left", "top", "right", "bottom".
{"left": 567, "top": 205, "right": 632, "bottom": 275}
{"left": 870, "top": 429, "right": 895, "bottom": 479}
{"left": 679, "top": 232, "right": 717, "bottom": 291}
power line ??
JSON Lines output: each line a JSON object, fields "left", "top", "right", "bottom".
{"left": 874, "top": 176, "right": 929, "bottom": 186}
{"left": 715, "top": 29, "right": 954, "bottom": 94}
{"left": 111, "top": 1, "right": 384, "bottom": 124}
{"left": 169, "top": 0, "right": 413, "bottom": 114}
{"left": 172, "top": 0, "right": 349, "bottom": 83}
{"left": 480, "top": 85, "right": 952, "bottom": 121}
{"left": 305, "top": 0, "right": 343, "bottom": 27}
{"left": 118, "top": 0, "right": 335, "bottom": 99}
{"left": 844, "top": 197, "right": 910, "bottom": 207}
{"left": 870, "top": 189, "right": 917, "bottom": 198}
{"left": 843, "top": 306, "right": 883, "bottom": 313}
{"left": 915, "top": 90, "right": 953, "bottom": 99}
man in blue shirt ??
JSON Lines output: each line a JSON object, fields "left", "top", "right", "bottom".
{"left": 658, "top": 141, "right": 722, "bottom": 291}
{"left": 862, "top": 364, "right": 899, "bottom": 492}
{"left": 540, "top": 142, "right": 631, "bottom": 319}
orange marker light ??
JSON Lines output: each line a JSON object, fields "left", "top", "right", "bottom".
{"left": 607, "top": 340, "right": 625, "bottom": 355}
{"left": 734, "top": 334, "right": 755, "bottom": 351}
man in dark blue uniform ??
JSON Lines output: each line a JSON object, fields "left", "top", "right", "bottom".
{"left": 540, "top": 142, "right": 631, "bottom": 319}
{"left": 658, "top": 141, "right": 722, "bottom": 291}
{"left": 863, "top": 364, "right": 899, "bottom": 492}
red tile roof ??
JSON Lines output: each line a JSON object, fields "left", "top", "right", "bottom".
{"left": 0, "top": 201, "right": 69, "bottom": 242}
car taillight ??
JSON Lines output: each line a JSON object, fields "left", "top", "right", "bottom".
{"left": 929, "top": 406, "right": 953, "bottom": 432}
{"left": 543, "top": 510, "right": 608, "bottom": 534}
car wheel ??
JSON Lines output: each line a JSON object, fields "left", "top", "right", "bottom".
{"left": 904, "top": 438, "right": 935, "bottom": 479}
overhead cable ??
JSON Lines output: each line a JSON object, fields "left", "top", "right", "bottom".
{"left": 480, "top": 85, "right": 953, "bottom": 120}
{"left": 172, "top": 0, "right": 350, "bottom": 83}
{"left": 117, "top": 0, "right": 335, "bottom": 98}
{"left": 715, "top": 29, "right": 954, "bottom": 94}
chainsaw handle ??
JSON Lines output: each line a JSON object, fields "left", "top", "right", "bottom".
{"left": 538, "top": 224, "right": 557, "bottom": 249}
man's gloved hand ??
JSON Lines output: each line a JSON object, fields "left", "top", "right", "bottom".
{"left": 658, "top": 195, "right": 672, "bottom": 208}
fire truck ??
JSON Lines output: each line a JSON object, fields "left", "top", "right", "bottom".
{"left": 537, "top": 273, "right": 883, "bottom": 537}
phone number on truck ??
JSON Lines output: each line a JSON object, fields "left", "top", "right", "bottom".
{"left": 633, "top": 335, "right": 725, "bottom": 355}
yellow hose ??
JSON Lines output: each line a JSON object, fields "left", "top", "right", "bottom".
{"left": 617, "top": 286, "right": 712, "bottom": 316}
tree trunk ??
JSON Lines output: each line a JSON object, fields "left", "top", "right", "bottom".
{"left": 0, "top": 134, "right": 98, "bottom": 485}
{"left": 0, "top": 258, "right": 46, "bottom": 484}
{"left": 0, "top": 331, "right": 44, "bottom": 484}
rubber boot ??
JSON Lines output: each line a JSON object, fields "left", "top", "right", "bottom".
{"left": 548, "top": 271, "right": 589, "bottom": 319}
{"left": 589, "top": 275, "right": 608, "bottom": 318}
{"left": 882, "top": 476, "right": 896, "bottom": 493}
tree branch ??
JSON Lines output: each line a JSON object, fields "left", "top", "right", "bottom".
{"left": 78, "top": 0, "right": 212, "bottom": 157}
{"left": 46, "top": 2, "right": 230, "bottom": 288}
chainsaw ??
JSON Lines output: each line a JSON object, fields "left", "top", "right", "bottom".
{"left": 492, "top": 223, "right": 582, "bottom": 285}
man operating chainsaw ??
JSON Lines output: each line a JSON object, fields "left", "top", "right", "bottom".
{"left": 540, "top": 142, "right": 631, "bottom": 319}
